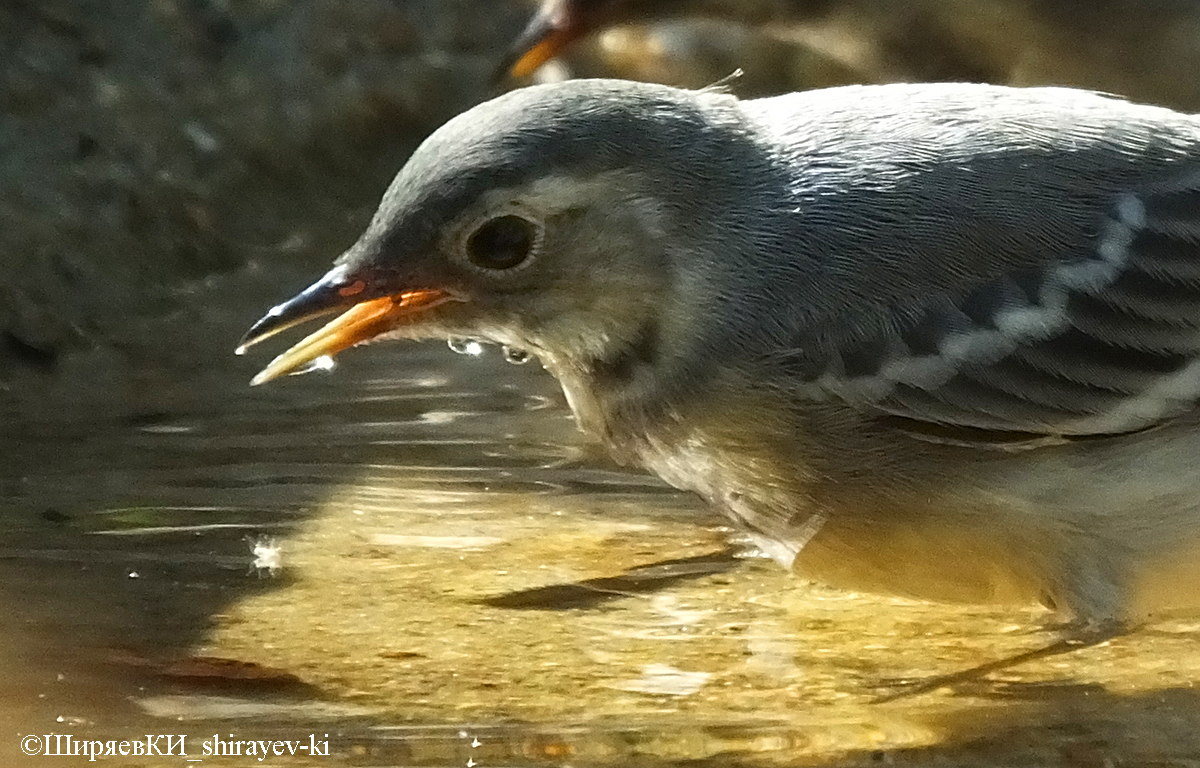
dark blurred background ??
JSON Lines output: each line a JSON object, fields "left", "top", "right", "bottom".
{"left": 1, "top": 0, "right": 524, "bottom": 424}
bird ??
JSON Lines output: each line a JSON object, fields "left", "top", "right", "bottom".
{"left": 238, "top": 78, "right": 1200, "bottom": 635}
{"left": 499, "top": 0, "right": 1200, "bottom": 111}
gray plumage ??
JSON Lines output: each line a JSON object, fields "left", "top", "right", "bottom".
{"left": 242, "top": 79, "right": 1200, "bottom": 625}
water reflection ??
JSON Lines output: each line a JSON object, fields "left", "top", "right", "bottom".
{"left": 2, "top": 290, "right": 1200, "bottom": 766}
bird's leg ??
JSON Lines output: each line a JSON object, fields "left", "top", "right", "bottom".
{"left": 874, "top": 551, "right": 1134, "bottom": 701}
{"left": 872, "top": 618, "right": 1128, "bottom": 703}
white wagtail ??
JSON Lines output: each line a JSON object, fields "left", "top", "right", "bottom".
{"left": 239, "top": 79, "right": 1200, "bottom": 631}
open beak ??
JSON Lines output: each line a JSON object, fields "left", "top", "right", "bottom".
{"left": 496, "top": 0, "right": 581, "bottom": 82}
{"left": 236, "top": 267, "right": 456, "bottom": 386}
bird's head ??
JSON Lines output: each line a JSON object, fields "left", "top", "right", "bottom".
{"left": 500, "top": 0, "right": 641, "bottom": 81}
{"left": 499, "top": 0, "right": 792, "bottom": 82}
{"left": 238, "top": 80, "right": 785, "bottom": 424}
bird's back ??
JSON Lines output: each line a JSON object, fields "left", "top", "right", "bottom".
{"left": 735, "top": 83, "right": 1200, "bottom": 327}
{"left": 640, "top": 84, "right": 1200, "bottom": 620}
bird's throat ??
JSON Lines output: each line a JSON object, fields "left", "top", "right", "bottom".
{"left": 544, "top": 320, "right": 667, "bottom": 453}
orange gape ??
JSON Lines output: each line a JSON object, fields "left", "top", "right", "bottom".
{"left": 250, "top": 290, "right": 452, "bottom": 386}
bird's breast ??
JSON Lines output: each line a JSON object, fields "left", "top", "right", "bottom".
{"left": 550, "top": 356, "right": 1200, "bottom": 619}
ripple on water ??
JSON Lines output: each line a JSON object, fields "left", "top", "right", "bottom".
{"left": 6, "top": 341, "right": 1200, "bottom": 766}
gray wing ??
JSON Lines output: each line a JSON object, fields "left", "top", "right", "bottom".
{"left": 776, "top": 175, "right": 1200, "bottom": 444}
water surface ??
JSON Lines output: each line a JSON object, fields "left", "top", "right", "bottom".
{"left": 2, "top": 277, "right": 1199, "bottom": 767}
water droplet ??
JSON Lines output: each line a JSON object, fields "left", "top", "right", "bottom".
{"left": 448, "top": 338, "right": 484, "bottom": 356}
{"left": 291, "top": 355, "right": 336, "bottom": 376}
{"left": 501, "top": 346, "right": 531, "bottom": 365}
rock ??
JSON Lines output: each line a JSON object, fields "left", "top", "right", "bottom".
{"left": 0, "top": 0, "right": 529, "bottom": 403}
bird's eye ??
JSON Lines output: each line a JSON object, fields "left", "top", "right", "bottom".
{"left": 465, "top": 214, "right": 538, "bottom": 271}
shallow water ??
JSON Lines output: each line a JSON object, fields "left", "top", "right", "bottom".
{"left": 4, "top": 281, "right": 1200, "bottom": 767}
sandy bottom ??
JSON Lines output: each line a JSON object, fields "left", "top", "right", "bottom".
{"left": 4, "top": 323, "right": 1200, "bottom": 767}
